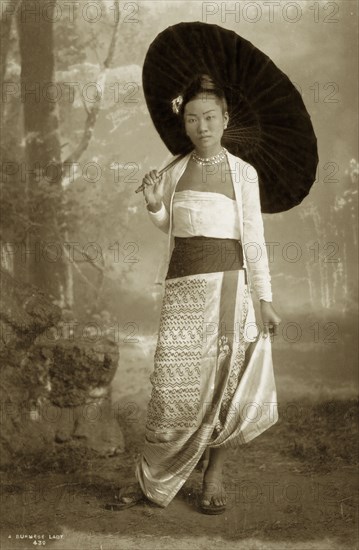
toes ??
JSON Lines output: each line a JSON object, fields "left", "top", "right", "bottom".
{"left": 121, "top": 496, "right": 135, "bottom": 504}
{"left": 117, "top": 484, "right": 142, "bottom": 503}
{"left": 202, "top": 476, "right": 227, "bottom": 509}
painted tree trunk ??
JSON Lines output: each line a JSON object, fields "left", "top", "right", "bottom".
{"left": 16, "top": 0, "right": 66, "bottom": 303}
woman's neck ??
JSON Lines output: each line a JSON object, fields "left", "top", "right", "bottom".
{"left": 194, "top": 144, "right": 223, "bottom": 158}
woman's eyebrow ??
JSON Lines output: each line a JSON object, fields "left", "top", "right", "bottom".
{"left": 185, "top": 109, "right": 216, "bottom": 116}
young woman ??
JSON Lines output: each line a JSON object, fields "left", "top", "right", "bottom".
{"left": 115, "top": 74, "right": 281, "bottom": 514}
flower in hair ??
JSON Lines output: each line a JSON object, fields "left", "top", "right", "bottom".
{"left": 171, "top": 95, "right": 183, "bottom": 115}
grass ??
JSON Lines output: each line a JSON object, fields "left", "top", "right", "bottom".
{"left": 1, "top": 399, "right": 358, "bottom": 477}
{"left": 276, "top": 398, "right": 359, "bottom": 472}
{"left": 1, "top": 441, "right": 100, "bottom": 475}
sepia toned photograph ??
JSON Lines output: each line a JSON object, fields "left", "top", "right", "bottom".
{"left": 0, "top": 1, "right": 358, "bottom": 549}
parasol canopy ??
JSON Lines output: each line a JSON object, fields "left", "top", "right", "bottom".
{"left": 142, "top": 21, "right": 319, "bottom": 214}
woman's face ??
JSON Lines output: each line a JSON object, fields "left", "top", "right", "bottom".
{"left": 183, "top": 93, "right": 229, "bottom": 150}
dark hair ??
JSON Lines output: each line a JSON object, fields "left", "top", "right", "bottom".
{"left": 176, "top": 74, "right": 228, "bottom": 118}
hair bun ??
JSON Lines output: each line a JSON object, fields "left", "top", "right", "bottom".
{"left": 171, "top": 73, "right": 228, "bottom": 117}
{"left": 199, "top": 74, "right": 216, "bottom": 90}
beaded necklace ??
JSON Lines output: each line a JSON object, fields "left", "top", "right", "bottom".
{"left": 191, "top": 147, "right": 227, "bottom": 166}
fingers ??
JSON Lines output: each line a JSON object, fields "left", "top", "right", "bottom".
{"left": 263, "top": 322, "right": 281, "bottom": 337}
{"left": 143, "top": 170, "right": 162, "bottom": 184}
{"left": 142, "top": 176, "right": 154, "bottom": 188}
{"left": 142, "top": 170, "right": 163, "bottom": 193}
{"left": 139, "top": 169, "right": 165, "bottom": 197}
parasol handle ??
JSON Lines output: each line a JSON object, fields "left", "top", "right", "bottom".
{"left": 134, "top": 154, "right": 187, "bottom": 193}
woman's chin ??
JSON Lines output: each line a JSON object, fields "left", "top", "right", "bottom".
{"left": 194, "top": 139, "right": 220, "bottom": 149}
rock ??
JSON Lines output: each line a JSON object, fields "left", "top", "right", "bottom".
{"left": 72, "top": 392, "right": 125, "bottom": 455}
{"left": 0, "top": 268, "right": 124, "bottom": 466}
{"left": 30, "top": 335, "right": 119, "bottom": 408}
{"left": 0, "top": 269, "right": 61, "bottom": 465}
{"left": 0, "top": 268, "right": 61, "bottom": 354}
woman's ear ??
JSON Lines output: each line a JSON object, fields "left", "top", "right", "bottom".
{"left": 223, "top": 111, "right": 229, "bottom": 129}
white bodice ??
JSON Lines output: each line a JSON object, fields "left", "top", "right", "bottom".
{"left": 146, "top": 151, "right": 273, "bottom": 302}
{"left": 172, "top": 190, "right": 241, "bottom": 239}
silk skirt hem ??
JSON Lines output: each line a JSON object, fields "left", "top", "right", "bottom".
{"left": 135, "top": 269, "right": 278, "bottom": 507}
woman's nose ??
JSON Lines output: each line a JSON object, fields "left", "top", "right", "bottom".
{"left": 198, "top": 119, "right": 208, "bottom": 133}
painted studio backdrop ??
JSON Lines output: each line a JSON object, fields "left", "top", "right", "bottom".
{"left": 3, "top": 1, "right": 354, "bottom": 394}
{"left": 0, "top": 1, "right": 358, "bottom": 549}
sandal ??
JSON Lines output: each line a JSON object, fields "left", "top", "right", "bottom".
{"left": 104, "top": 483, "right": 145, "bottom": 511}
{"left": 199, "top": 477, "right": 227, "bottom": 515}
{"left": 105, "top": 499, "right": 141, "bottom": 511}
{"left": 199, "top": 499, "right": 226, "bottom": 515}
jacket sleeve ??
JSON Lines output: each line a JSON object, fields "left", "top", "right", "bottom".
{"left": 147, "top": 201, "right": 170, "bottom": 233}
{"left": 241, "top": 164, "right": 273, "bottom": 302}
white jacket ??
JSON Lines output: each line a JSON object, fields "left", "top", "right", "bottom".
{"left": 147, "top": 149, "right": 273, "bottom": 302}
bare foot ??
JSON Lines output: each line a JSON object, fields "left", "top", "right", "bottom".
{"left": 116, "top": 482, "right": 144, "bottom": 505}
{"left": 104, "top": 481, "right": 145, "bottom": 511}
{"left": 201, "top": 471, "right": 227, "bottom": 508}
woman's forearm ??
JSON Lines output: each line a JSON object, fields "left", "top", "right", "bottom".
{"left": 146, "top": 201, "right": 162, "bottom": 213}
{"left": 146, "top": 200, "right": 170, "bottom": 233}
{"left": 242, "top": 165, "right": 273, "bottom": 302}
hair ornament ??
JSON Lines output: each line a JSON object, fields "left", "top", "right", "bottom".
{"left": 171, "top": 95, "right": 183, "bottom": 115}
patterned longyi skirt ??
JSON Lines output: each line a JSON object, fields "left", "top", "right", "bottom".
{"left": 135, "top": 237, "right": 277, "bottom": 507}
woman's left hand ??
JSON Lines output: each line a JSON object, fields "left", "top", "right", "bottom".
{"left": 260, "top": 301, "right": 282, "bottom": 338}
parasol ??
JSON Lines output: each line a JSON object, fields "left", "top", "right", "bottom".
{"left": 139, "top": 21, "right": 319, "bottom": 214}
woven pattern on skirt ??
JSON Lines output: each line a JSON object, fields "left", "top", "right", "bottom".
{"left": 136, "top": 268, "right": 277, "bottom": 507}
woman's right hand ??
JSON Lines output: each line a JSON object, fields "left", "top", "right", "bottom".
{"left": 142, "top": 170, "right": 165, "bottom": 209}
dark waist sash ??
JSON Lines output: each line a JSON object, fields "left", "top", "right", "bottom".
{"left": 166, "top": 236, "right": 247, "bottom": 281}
